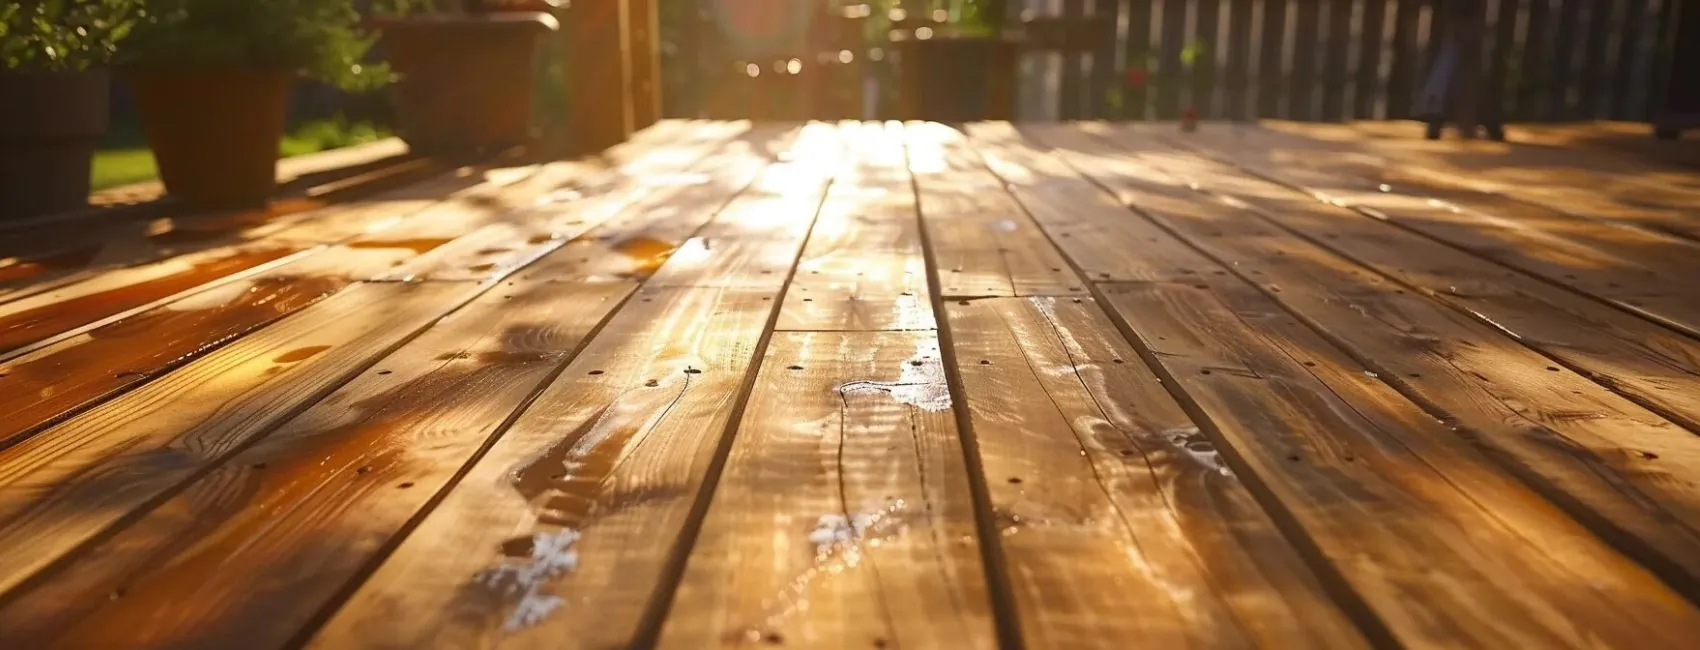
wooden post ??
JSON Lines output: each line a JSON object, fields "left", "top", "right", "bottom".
{"left": 567, "top": 0, "right": 633, "bottom": 154}
{"left": 627, "top": 0, "right": 661, "bottom": 130}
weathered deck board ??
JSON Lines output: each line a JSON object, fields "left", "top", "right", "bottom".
{"left": 658, "top": 123, "right": 992, "bottom": 648}
{"left": 658, "top": 331, "right": 994, "bottom": 649}
{"left": 307, "top": 125, "right": 842, "bottom": 649}
{"left": 0, "top": 281, "right": 487, "bottom": 595}
{"left": 943, "top": 296, "right": 1365, "bottom": 649}
{"left": 0, "top": 281, "right": 634, "bottom": 650}
{"left": 1205, "top": 125, "right": 1700, "bottom": 336}
{"left": 1165, "top": 126, "right": 1700, "bottom": 435}
{"left": 511, "top": 125, "right": 799, "bottom": 287}
{"left": 2, "top": 120, "right": 1700, "bottom": 648}
{"left": 990, "top": 124, "right": 1700, "bottom": 647}
{"left": 905, "top": 122, "right": 1081, "bottom": 298}
{"left": 1073, "top": 125, "right": 1700, "bottom": 599}
{"left": 949, "top": 123, "right": 1366, "bottom": 648}
{"left": 778, "top": 122, "right": 934, "bottom": 332}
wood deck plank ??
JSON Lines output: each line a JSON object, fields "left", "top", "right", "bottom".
{"left": 990, "top": 123, "right": 1700, "bottom": 648}
{"left": 905, "top": 123, "right": 1082, "bottom": 298}
{"left": 657, "top": 331, "right": 995, "bottom": 649}
{"left": 944, "top": 296, "right": 1366, "bottom": 649}
{"left": 510, "top": 125, "right": 800, "bottom": 287}
{"left": 306, "top": 124, "right": 843, "bottom": 649}
{"left": 924, "top": 124, "right": 1366, "bottom": 649}
{"left": 778, "top": 123, "right": 934, "bottom": 332}
{"left": 0, "top": 280, "right": 488, "bottom": 595}
{"left": 374, "top": 123, "right": 748, "bottom": 283}
{"left": 0, "top": 124, "right": 739, "bottom": 456}
{"left": 1211, "top": 125, "right": 1700, "bottom": 336}
{"left": 1076, "top": 125, "right": 1700, "bottom": 599}
{"left": 0, "top": 281, "right": 635, "bottom": 650}
{"left": 1165, "top": 126, "right": 1700, "bottom": 436}
{"left": 658, "top": 121, "right": 992, "bottom": 649}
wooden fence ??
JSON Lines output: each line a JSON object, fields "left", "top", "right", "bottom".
{"left": 663, "top": 0, "right": 1687, "bottom": 123}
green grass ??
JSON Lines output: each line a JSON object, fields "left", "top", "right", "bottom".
{"left": 90, "top": 117, "right": 392, "bottom": 192}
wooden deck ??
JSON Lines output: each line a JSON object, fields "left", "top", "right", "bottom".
{"left": 3, "top": 119, "right": 1700, "bottom": 649}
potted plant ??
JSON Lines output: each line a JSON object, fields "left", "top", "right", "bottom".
{"left": 118, "top": 0, "right": 394, "bottom": 208}
{"left": 371, "top": 0, "right": 559, "bottom": 156}
{"left": 0, "top": 1, "right": 138, "bottom": 219}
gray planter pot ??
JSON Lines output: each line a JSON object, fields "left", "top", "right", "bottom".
{"left": 0, "top": 69, "right": 111, "bottom": 219}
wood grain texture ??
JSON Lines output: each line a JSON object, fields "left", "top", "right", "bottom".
{"left": 904, "top": 122, "right": 1081, "bottom": 298}
{"left": 973, "top": 121, "right": 1700, "bottom": 646}
{"left": 658, "top": 331, "right": 994, "bottom": 649}
{"left": 512, "top": 125, "right": 801, "bottom": 287}
{"left": 1168, "top": 126, "right": 1700, "bottom": 434}
{"left": 307, "top": 287, "right": 782, "bottom": 650}
{"left": 945, "top": 296, "right": 1365, "bottom": 649}
{"left": 0, "top": 281, "right": 487, "bottom": 595}
{"left": 779, "top": 122, "right": 933, "bottom": 332}
{"left": 375, "top": 123, "right": 747, "bottom": 283}
{"left": 0, "top": 246, "right": 307, "bottom": 355}
{"left": 1197, "top": 124, "right": 1700, "bottom": 337}
{"left": 644, "top": 123, "right": 841, "bottom": 289}
{"left": 0, "top": 251, "right": 386, "bottom": 451}
{"left": 0, "top": 282, "right": 635, "bottom": 650}
{"left": 1099, "top": 279, "right": 1700, "bottom": 648}
{"left": 1080, "top": 129, "right": 1700, "bottom": 599}
{"left": 310, "top": 123, "right": 836, "bottom": 649}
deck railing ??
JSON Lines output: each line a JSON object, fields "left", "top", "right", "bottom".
{"left": 659, "top": 0, "right": 1690, "bottom": 124}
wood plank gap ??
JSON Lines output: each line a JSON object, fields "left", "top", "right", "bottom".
{"left": 903, "top": 123, "right": 1026, "bottom": 650}
{"left": 1000, "top": 122, "right": 1700, "bottom": 647}
{"left": 962, "top": 122, "right": 1388, "bottom": 649}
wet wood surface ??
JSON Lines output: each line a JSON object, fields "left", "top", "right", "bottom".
{"left": 4, "top": 119, "right": 1700, "bottom": 648}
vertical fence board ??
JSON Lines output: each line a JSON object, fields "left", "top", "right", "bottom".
{"left": 1287, "top": 0, "right": 1322, "bottom": 119}
{"left": 1354, "top": 0, "right": 1389, "bottom": 118}
{"left": 1223, "top": 0, "right": 1257, "bottom": 119}
{"left": 1517, "top": 0, "right": 1554, "bottom": 119}
{"left": 1192, "top": 0, "right": 1223, "bottom": 116}
{"left": 1124, "top": 0, "right": 1155, "bottom": 118}
{"left": 1484, "top": 0, "right": 1520, "bottom": 124}
{"left": 1610, "top": 0, "right": 1650, "bottom": 119}
{"left": 1257, "top": 0, "right": 1290, "bottom": 116}
{"left": 1385, "top": 0, "right": 1423, "bottom": 118}
{"left": 1549, "top": 0, "right": 1584, "bottom": 118}
{"left": 1088, "top": 0, "right": 1121, "bottom": 118}
{"left": 1579, "top": 0, "right": 1618, "bottom": 118}
{"left": 1320, "top": 0, "right": 1356, "bottom": 120}
{"left": 1060, "top": 0, "right": 1088, "bottom": 118}
{"left": 1154, "top": 0, "right": 1189, "bottom": 118}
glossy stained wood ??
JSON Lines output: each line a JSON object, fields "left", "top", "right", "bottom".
{"left": 1206, "top": 124, "right": 1700, "bottom": 337}
{"left": 309, "top": 126, "right": 837, "bottom": 649}
{"left": 512, "top": 125, "right": 800, "bottom": 287}
{"left": 904, "top": 122, "right": 1081, "bottom": 298}
{"left": 307, "top": 288, "right": 782, "bottom": 650}
{"left": 986, "top": 123, "right": 1700, "bottom": 646}
{"left": 945, "top": 296, "right": 1365, "bottom": 649}
{"left": 1099, "top": 279, "right": 1700, "bottom": 647}
{"left": 0, "top": 281, "right": 487, "bottom": 594}
{"left": 1171, "top": 125, "right": 1700, "bottom": 433}
{"left": 7, "top": 120, "right": 1700, "bottom": 648}
{"left": 1081, "top": 127, "right": 1700, "bottom": 597}
{"left": 0, "top": 253, "right": 362, "bottom": 451}
{"left": 0, "top": 281, "right": 635, "bottom": 650}
{"left": 658, "top": 332, "right": 994, "bottom": 649}
{"left": 779, "top": 123, "right": 933, "bottom": 332}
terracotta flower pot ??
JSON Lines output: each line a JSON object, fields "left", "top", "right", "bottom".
{"left": 376, "top": 13, "right": 557, "bottom": 156}
{"left": 129, "top": 68, "right": 292, "bottom": 209}
{"left": 0, "top": 69, "right": 110, "bottom": 220}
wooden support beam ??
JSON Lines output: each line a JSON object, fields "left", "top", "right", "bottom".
{"left": 567, "top": 0, "right": 633, "bottom": 154}
{"left": 627, "top": 0, "right": 661, "bottom": 130}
